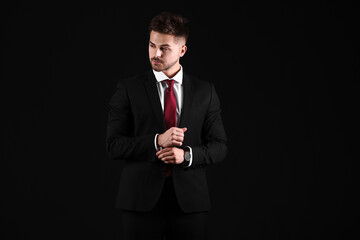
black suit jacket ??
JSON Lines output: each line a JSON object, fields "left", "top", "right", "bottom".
{"left": 106, "top": 70, "right": 227, "bottom": 213}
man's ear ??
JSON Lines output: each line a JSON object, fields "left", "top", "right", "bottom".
{"left": 180, "top": 45, "right": 187, "bottom": 57}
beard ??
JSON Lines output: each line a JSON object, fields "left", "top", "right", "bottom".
{"left": 150, "top": 57, "right": 178, "bottom": 72}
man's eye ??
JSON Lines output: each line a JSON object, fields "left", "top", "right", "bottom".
{"left": 161, "top": 47, "right": 168, "bottom": 51}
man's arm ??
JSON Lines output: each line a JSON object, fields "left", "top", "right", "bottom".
{"left": 156, "top": 83, "right": 227, "bottom": 168}
{"left": 191, "top": 83, "right": 227, "bottom": 168}
{"left": 106, "top": 81, "right": 156, "bottom": 161}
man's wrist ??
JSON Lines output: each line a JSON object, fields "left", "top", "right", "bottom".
{"left": 157, "top": 133, "right": 163, "bottom": 148}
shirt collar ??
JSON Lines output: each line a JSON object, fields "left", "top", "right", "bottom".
{"left": 152, "top": 66, "right": 183, "bottom": 84}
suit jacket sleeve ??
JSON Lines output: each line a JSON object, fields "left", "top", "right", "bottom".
{"left": 191, "top": 83, "right": 228, "bottom": 168}
{"left": 106, "top": 81, "right": 156, "bottom": 161}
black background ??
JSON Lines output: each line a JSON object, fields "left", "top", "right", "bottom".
{"left": 2, "top": 1, "right": 359, "bottom": 239}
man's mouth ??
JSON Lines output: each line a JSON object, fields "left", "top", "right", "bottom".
{"left": 152, "top": 59, "right": 163, "bottom": 64}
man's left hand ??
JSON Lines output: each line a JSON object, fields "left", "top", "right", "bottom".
{"left": 156, "top": 147, "right": 184, "bottom": 164}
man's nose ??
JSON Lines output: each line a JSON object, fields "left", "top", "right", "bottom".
{"left": 155, "top": 48, "right": 162, "bottom": 57}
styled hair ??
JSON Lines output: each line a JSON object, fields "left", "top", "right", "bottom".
{"left": 149, "top": 12, "right": 189, "bottom": 42}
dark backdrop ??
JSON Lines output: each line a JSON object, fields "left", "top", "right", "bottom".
{"left": 2, "top": 1, "right": 359, "bottom": 240}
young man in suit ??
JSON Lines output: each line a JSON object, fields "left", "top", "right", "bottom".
{"left": 106, "top": 12, "right": 227, "bottom": 240}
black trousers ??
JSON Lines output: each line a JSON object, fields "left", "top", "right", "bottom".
{"left": 120, "top": 177, "right": 209, "bottom": 240}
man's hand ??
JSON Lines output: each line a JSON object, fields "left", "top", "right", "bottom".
{"left": 156, "top": 147, "right": 184, "bottom": 164}
{"left": 157, "top": 127, "right": 187, "bottom": 148}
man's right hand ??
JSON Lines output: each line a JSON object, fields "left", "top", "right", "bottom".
{"left": 157, "top": 127, "right": 187, "bottom": 148}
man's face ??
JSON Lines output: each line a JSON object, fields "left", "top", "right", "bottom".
{"left": 149, "top": 31, "right": 187, "bottom": 72}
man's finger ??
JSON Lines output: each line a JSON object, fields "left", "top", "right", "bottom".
{"left": 171, "top": 140, "right": 182, "bottom": 146}
{"left": 156, "top": 147, "right": 173, "bottom": 156}
{"left": 161, "top": 156, "right": 175, "bottom": 162}
{"left": 173, "top": 135, "right": 184, "bottom": 141}
{"left": 158, "top": 151, "right": 174, "bottom": 159}
{"left": 156, "top": 149, "right": 167, "bottom": 156}
{"left": 172, "top": 132, "right": 184, "bottom": 138}
{"left": 156, "top": 148, "right": 173, "bottom": 158}
{"left": 173, "top": 128, "right": 183, "bottom": 135}
{"left": 174, "top": 127, "right": 187, "bottom": 133}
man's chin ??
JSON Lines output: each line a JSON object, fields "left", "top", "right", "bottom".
{"left": 151, "top": 64, "right": 163, "bottom": 72}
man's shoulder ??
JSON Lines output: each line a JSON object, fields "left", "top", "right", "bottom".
{"left": 185, "top": 73, "right": 214, "bottom": 91}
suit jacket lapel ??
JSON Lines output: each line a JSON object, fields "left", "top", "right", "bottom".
{"left": 178, "top": 72, "right": 193, "bottom": 128}
{"left": 144, "top": 71, "right": 166, "bottom": 132}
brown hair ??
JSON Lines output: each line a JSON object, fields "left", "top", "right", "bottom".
{"left": 149, "top": 12, "right": 189, "bottom": 42}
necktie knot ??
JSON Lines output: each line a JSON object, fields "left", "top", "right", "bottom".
{"left": 164, "top": 79, "right": 174, "bottom": 92}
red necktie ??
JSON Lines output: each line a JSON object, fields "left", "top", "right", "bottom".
{"left": 163, "top": 79, "right": 176, "bottom": 177}
{"left": 164, "top": 80, "right": 177, "bottom": 130}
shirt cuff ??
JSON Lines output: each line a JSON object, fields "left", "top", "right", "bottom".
{"left": 154, "top": 134, "right": 162, "bottom": 151}
{"left": 183, "top": 146, "right": 193, "bottom": 168}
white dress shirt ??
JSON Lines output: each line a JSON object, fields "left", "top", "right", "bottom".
{"left": 153, "top": 66, "right": 193, "bottom": 167}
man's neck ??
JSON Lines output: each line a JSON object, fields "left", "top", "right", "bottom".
{"left": 162, "top": 63, "right": 181, "bottom": 79}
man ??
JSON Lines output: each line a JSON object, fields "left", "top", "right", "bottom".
{"left": 106, "top": 12, "right": 227, "bottom": 240}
